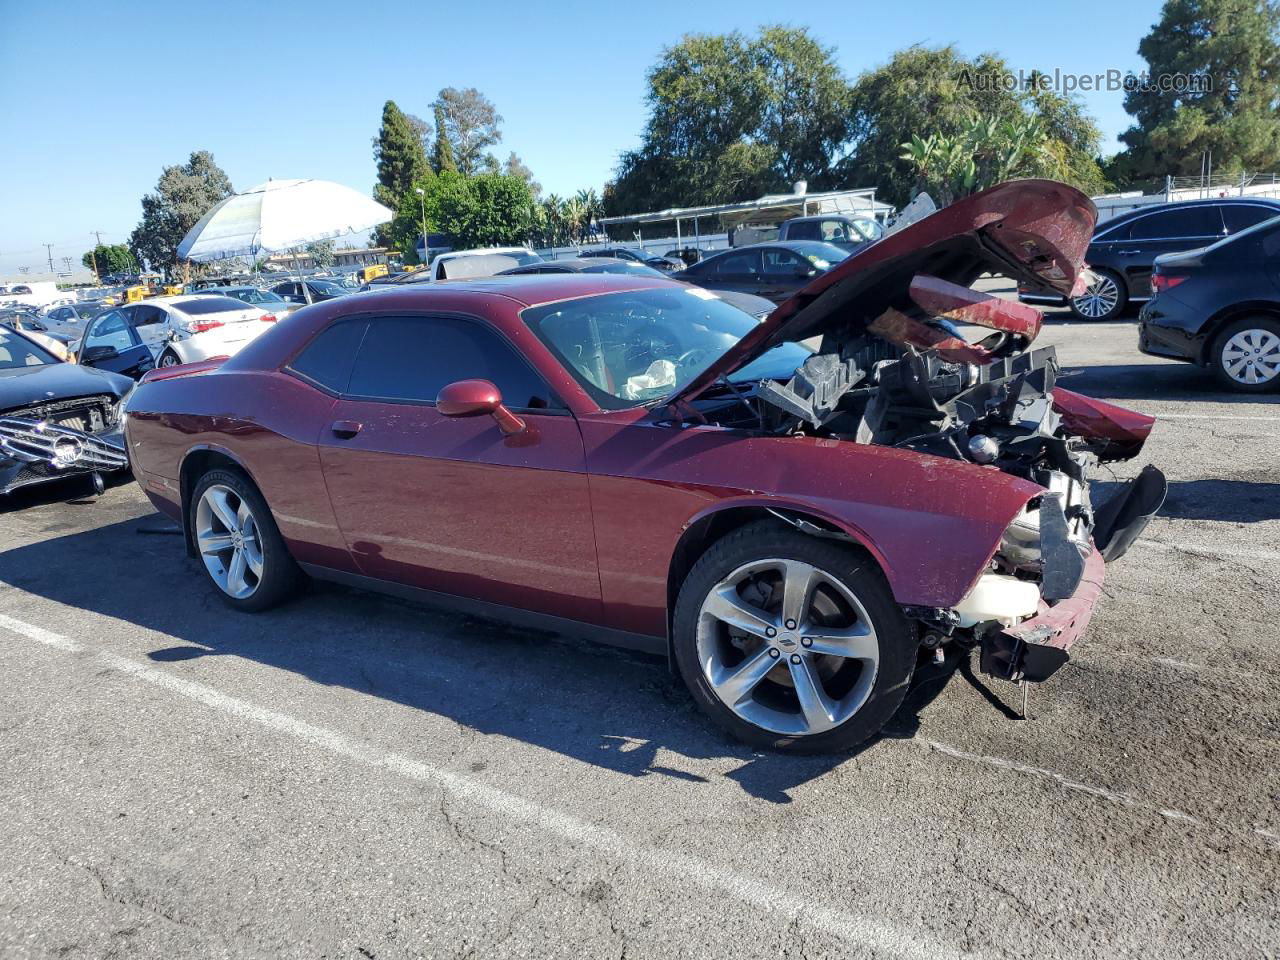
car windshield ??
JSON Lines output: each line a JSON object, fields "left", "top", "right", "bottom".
{"left": 783, "top": 242, "right": 851, "bottom": 268}
{"left": 581, "top": 260, "right": 667, "bottom": 278}
{"left": 0, "top": 328, "right": 57, "bottom": 368}
{"left": 522, "top": 287, "right": 811, "bottom": 409}
{"left": 309, "top": 280, "right": 345, "bottom": 295}
{"left": 246, "top": 289, "right": 287, "bottom": 304}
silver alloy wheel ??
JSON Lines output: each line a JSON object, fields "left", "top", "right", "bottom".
{"left": 696, "top": 558, "right": 880, "bottom": 736}
{"left": 195, "top": 484, "right": 264, "bottom": 599}
{"left": 1071, "top": 273, "right": 1120, "bottom": 319}
{"left": 1221, "top": 328, "right": 1280, "bottom": 385}
{"left": 159, "top": 352, "right": 180, "bottom": 367}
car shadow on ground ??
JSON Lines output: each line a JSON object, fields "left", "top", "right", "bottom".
{"left": 1057, "top": 361, "right": 1280, "bottom": 403}
{"left": 1160, "top": 478, "right": 1280, "bottom": 523}
{"left": 0, "top": 514, "right": 978, "bottom": 804}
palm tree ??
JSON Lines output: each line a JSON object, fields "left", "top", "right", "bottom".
{"left": 563, "top": 196, "right": 587, "bottom": 245}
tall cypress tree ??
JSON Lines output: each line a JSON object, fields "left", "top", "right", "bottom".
{"left": 1117, "top": 0, "right": 1280, "bottom": 183}
{"left": 373, "top": 100, "right": 429, "bottom": 212}
{"left": 432, "top": 104, "right": 458, "bottom": 174}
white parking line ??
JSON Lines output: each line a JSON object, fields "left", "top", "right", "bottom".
{"left": 0, "top": 612, "right": 970, "bottom": 960}
{"left": 1153, "top": 413, "right": 1280, "bottom": 422}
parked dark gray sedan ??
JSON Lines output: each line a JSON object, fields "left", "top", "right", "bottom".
{"left": 674, "top": 241, "right": 849, "bottom": 304}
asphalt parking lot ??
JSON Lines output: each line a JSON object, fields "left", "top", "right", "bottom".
{"left": 2, "top": 298, "right": 1278, "bottom": 959}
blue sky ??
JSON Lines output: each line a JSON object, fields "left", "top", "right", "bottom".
{"left": 0, "top": 0, "right": 1164, "bottom": 278}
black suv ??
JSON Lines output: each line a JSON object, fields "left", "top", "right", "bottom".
{"left": 1139, "top": 215, "right": 1280, "bottom": 392}
{"left": 1020, "top": 197, "right": 1280, "bottom": 320}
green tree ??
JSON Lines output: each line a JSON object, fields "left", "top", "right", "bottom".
{"left": 81, "top": 243, "right": 137, "bottom": 277}
{"left": 305, "top": 239, "right": 336, "bottom": 269}
{"left": 432, "top": 87, "right": 503, "bottom": 175}
{"left": 128, "top": 150, "right": 233, "bottom": 275}
{"left": 1116, "top": 0, "right": 1280, "bottom": 185}
{"left": 431, "top": 104, "right": 458, "bottom": 174}
{"left": 607, "top": 27, "right": 851, "bottom": 213}
{"left": 503, "top": 152, "right": 540, "bottom": 197}
{"left": 372, "top": 100, "right": 430, "bottom": 244}
{"left": 436, "top": 173, "right": 536, "bottom": 248}
{"left": 845, "top": 47, "right": 1108, "bottom": 205}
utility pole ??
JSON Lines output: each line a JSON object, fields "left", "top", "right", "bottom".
{"left": 90, "top": 231, "right": 103, "bottom": 283}
{"left": 43, "top": 243, "right": 55, "bottom": 274}
{"left": 61, "top": 256, "right": 72, "bottom": 274}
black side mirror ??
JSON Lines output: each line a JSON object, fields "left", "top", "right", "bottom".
{"left": 82, "top": 345, "right": 119, "bottom": 363}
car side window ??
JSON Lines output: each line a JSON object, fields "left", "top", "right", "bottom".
{"left": 84, "top": 310, "right": 135, "bottom": 352}
{"left": 762, "top": 249, "right": 809, "bottom": 277}
{"left": 288, "top": 319, "right": 368, "bottom": 393}
{"left": 715, "top": 250, "right": 762, "bottom": 278}
{"left": 1129, "top": 207, "right": 1224, "bottom": 240}
{"left": 130, "top": 305, "right": 166, "bottom": 327}
{"left": 345, "top": 315, "right": 558, "bottom": 410}
{"left": 1223, "top": 205, "right": 1280, "bottom": 233}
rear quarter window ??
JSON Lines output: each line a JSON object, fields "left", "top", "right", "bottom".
{"left": 288, "top": 320, "right": 369, "bottom": 393}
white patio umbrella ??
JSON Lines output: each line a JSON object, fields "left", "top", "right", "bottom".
{"left": 176, "top": 179, "right": 394, "bottom": 294}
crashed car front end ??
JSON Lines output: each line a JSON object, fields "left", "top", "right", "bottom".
{"left": 0, "top": 395, "right": 129, "bottom": 495}
{"left": 666, "top": 179, "right": 1167, "bottom": 687}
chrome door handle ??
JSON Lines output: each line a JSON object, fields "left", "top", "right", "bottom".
{"left": 331, "top": 420, "right": 362, "bottom": 439}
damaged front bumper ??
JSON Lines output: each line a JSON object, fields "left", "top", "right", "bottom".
{"left": 0, "top": 417, "right": 129, "bottom": 495}
{"left": 978, "top": 465, "right": 1167, "bottom": 683}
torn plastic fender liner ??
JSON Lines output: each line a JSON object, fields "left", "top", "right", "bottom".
{"left": 1093, "top": 465, "right": 1168, "bottom": 562}
{"left": 981, "top": 547, "right": 1105, "bottom": 683}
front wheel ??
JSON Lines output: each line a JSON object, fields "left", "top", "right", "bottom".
{"left": 1070, "top": 268, "right": 1127, "bottom": 321}
{"left": 1211, "top": 316, "right": 1280, "bottom": 392}
{"left": 672, "top": 521, "right": 915, "bottom": 753}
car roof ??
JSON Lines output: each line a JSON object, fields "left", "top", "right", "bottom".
{"left": 1101, "top": 195, "right": 1280, "bottom": 226}
{"left": 389, "top": 272, "right": 676, "bottom": 307}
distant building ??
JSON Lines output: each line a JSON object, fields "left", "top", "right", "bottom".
{"left": 263, "top": 247, "right": 392, "bottom": 270}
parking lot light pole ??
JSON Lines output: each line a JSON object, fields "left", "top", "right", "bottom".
{"left": 415, "top": 187, "right": 427, "bottom": 265}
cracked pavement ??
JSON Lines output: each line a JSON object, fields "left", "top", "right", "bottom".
{"left": 1, "top": 299, "right": 1278, "bottom": 959}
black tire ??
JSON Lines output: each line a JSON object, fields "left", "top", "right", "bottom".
{"left": 1069, "top": 268, "right": 1127, "bottom": 321}
{"left": 672, "top": 520, "right": 915, "bottom": 753}
{"left": 189, "top": 467, "right": 302, "bottom": 612}
{"left": 1209, "top": 315, "right": 1280, "bottom": 393}
{"left": 158, "top": 349, "right": 181, "bottom": 368}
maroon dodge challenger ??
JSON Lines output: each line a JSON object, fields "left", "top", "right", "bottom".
{"left": 124, "top": 180, "right": 1165, "bottom": 752}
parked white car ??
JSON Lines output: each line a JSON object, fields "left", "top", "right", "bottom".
{"left": 76, "top": 295, "right": 278, "bottom": 376}
{"left": 429, "top": 247, "right": 541, "bottom": 280}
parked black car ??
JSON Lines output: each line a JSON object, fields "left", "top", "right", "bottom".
{"left": 578, "top": 247, "right": 683, "bottom": 272}
{"left": 1139, "top": 214, "right": 1280, "bottom": 392}
{"left": 0, "top": 327, "right": 131, "bottom": 495}
{"left": 1020, "top": 197, "right": 1280, "bottom": 320}
{"left": 673, "top": 241, "right": 848, "bottom": 304}
{"left": 497, "top": 257, "right": 778, "bottom": 319}
{"left": 270, "top": 279, "right": 348, "bottom": 304}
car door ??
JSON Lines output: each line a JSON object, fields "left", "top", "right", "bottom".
{"left": 78, "top": 307, "right": 154, "bottom": 378}
{"left": 315, "top": 313, "right": 602, "bottom": 623}
{"left": 128, "top": 303, "right": 171, "bottom": 353}
{"left": 1116, "top": 207, "right": 1226, "bottom": 299}
{"left": 759, "top": 248, "right": 817, "bottom": 302}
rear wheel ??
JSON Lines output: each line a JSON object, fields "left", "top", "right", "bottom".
{"left": 190, "top": 468, "right": 301, "bottom": 611}
{"left": 158, "top": 349, "right": 181, "bottom": 367}
{"left": 1211, "top": 316, "right": 1280, "bottom": 392}
{"left": 673, "top": 521, "right": 914, "bottom": 753}
{"left": 1070, "top": 269, "right": 1127, "bottom": 321}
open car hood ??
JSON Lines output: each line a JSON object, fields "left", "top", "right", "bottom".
{"left": 670, "top": 179, "right": 1096, "bottom": 405}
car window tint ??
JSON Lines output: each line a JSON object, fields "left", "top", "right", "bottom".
{"left": 785, "top": 221, "right": 821, "bottom": 241}
{"left": 1129, "top": 207, "right": 1223, "bottom": 239}
{"left": 714, "top": 250, "right": 762, "bottom": 278}
{"left": 130, "top": 305, "right": 165, "bottom": 326}
{"left": 1223, "top": 205, "right": 1280, "bottom": 233}
{"left": 346, "top": 316, "right": 556, "bottom": 409}
{"left": 289, "top": 320, "right": 368, "bottom": 393}
{"left": 762, "top": 249, "right": 808, "bottom": 276}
